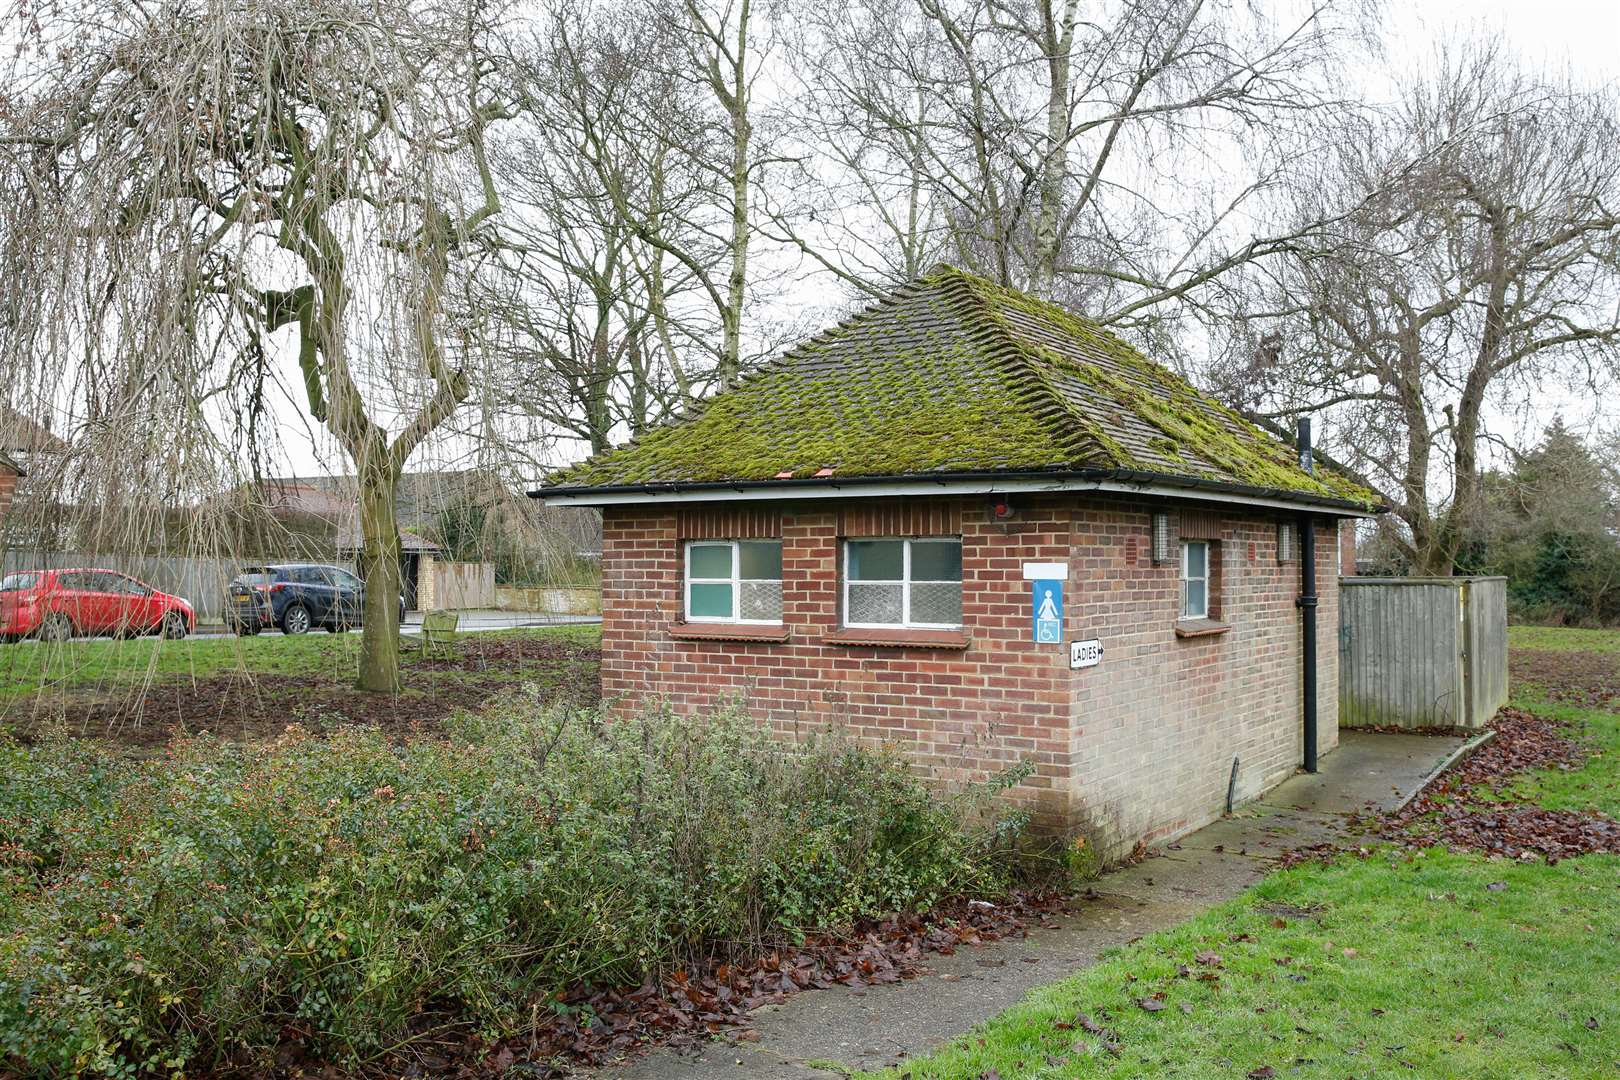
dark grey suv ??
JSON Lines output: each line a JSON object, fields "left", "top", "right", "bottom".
{"left": 226, "top": 564, "right": 405, "bottom": 635}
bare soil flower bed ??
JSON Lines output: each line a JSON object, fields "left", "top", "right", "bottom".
{"left": 0, "top": 636, "right": 600, "bottom": 750}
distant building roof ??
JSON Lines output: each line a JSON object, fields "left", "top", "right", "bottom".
{"left": 270, "top": 470, "right": 498, "bottom": 532}
{"left": 0, "top": 407, "right": 69, "bottom": 455}
{"left": 334, "top": 521, "right": 442, "bottom": 553}
{"left": 538, "top": 265, "right": 1378, "bottom": 511}
{"left": 253, "top": 479, "right": 354, "bottom": 518}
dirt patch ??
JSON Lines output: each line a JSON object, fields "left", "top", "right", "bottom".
{"left": 1509, "top": 647, "right": 1620, "bottom": 709}
{"left": 1254, "top": 901, "right": 1325, "bottom": 919}
{"left": 0, "top": 636, "right": 601, "bottom": 750}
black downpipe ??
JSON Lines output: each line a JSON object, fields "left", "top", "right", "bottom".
{"left": 1296, "top": 418, "right": 1319, "bottom": 774}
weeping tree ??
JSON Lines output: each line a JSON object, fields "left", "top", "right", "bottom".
{"left": 0, "top": 0, "right": 513, "bottom": 690}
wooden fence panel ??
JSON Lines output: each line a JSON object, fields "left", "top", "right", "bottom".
{"left": 1338, "top": 576, "right": 1507, "bottom": 730}
{"left": 1464, "top": 577, "right": 1509, "bottom": 723}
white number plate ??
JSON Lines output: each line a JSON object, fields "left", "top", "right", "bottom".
{"left": 1070, "top": 638, "right": 1103, "bottom": 669}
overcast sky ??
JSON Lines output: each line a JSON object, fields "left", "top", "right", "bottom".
{"left": 273, "top": 0, "right": 1619, "bottom": 483}
{"left": 1392, "top": 0, "right": 1618, "bottom": 80}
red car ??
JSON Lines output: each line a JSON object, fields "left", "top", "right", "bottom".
{"left": 0, "top": 568, "right": 195, "bottom": 642}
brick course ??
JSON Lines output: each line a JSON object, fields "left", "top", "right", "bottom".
{"left": 600, "top": 494, "right": 1342, "bottom": 856}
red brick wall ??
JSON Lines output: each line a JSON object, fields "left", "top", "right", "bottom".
{"left": 0, "top": 468, "right": 18, "bottom": 523}
{"left": 1340, "top": 520, "right": 1358, "bottom": 576}
{"left": 602, "top": 497, "right": 1078, "bottom": 827}
{"left": 599, "top": 494, "right": 1343, "bottom": 850}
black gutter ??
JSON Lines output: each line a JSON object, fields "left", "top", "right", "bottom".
{"left": 1295, "top": 418, "right": 1319, "bottom": 774}
{"left": 531, "top": 465, "right": 1386, "bottom": 516}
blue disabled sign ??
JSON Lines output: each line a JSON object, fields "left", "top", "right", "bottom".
{"left": 1031, "top": 579, "right": 1064, "bottom": 643}
{"left": 1022, "top": 562, "right": 1068, "bottom": 645}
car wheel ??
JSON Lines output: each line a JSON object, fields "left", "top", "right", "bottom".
{"left": 281, "top": 604, "right": 311, "bottom": 636}
{"left": 160, "top": 612, "right": 189, "bottom": 640}
{"left": 231, "top": 619, "right": 258, "bottom": 636}
{"left": 37, "top": 613, "right": 73, "bottom": 643}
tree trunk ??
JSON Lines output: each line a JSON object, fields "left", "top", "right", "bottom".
{"left": 357, "top": 456, "right": 403, "bottom": 693}
{"left": 1032, "top": 0, "right": 1077, "bottom": 297}
{"left": 720, "top": 7, "right": 751, "bottom": 387}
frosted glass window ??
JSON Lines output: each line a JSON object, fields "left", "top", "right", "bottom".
{"left": 685, "top": 540, "right": 782, "bottom": 623}
{"left": 1181, "top": 540, "right": 1210, "bottom": 620}
{"left": 843, "top": 538, "right": 963, "bottom": 629}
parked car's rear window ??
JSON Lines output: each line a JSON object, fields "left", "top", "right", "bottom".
{"left": 234, "top": 569, "right": 279, "bottom": 586}
{"left": 0, "top": 573, "right": 40, "bottom": 592}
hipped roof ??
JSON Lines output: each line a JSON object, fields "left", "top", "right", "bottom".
{"left": 538, "top": 266, "right": 1378, "bottom": 511}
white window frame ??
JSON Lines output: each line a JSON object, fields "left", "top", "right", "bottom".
{"left": 843, "top": 537, "right": 964, "bottom": 631}
{"left": 1181, "top": 540, "right": 1210, "bottom": 620}
{"left": 683, "top": 540, "right": 783, "bottom": 625}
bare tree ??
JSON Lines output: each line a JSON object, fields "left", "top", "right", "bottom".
{"left": 1218, "top": 41, "right": 1620, "bottom": 574}
{"left": 469, "top": 0, "right": 715, "bottom": 460}
{"left": 0, "top": 0, "right": 514, "bottom": 690}
{"left": 786, "top": 0, "right": 1371, "bottom": 346}
{"left": 530, "top": 0, "right": 777, "bottom": 389}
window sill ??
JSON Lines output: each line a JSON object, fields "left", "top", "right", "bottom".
{"left": 822, "top": 627, "right": 971, "bottom": 650}
{"left": 668, "top": 622, "right": 789, "bottom": 643}
{"left": 1174, "top": 618, "right": 1231, "bottom": 639}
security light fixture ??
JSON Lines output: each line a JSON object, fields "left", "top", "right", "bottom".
{"left": 1151, "top": 512, "right": 1172, "bottom": 564}
{"left": 1277, "top": 521, "right": 1295, "bottom": 563}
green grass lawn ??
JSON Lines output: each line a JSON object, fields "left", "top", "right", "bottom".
{"left": 0, "top": 623, "right": 602, "bottom": 701}
{"left": 1504, "top": 625, "right": 1620, "bottom": 819}
{"left": 859, "top": 628, "right": 1620, "bottom": 1080}
{"left": 1507, "top": 624, "right": 1620, "bottom": 653}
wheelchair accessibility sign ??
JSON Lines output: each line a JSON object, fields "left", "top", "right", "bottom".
{"left": 1022, "top": 562, "right": 1067, "bottom": 645}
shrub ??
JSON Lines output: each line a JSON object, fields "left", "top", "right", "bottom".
{"left": 0, "top": 700, "right": 1028, "bottom": 1074}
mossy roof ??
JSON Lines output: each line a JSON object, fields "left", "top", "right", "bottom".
{"left": 540, "top": 266, "right": 1379, "bottom": 509}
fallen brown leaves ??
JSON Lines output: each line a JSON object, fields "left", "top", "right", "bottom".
{"left": 367, "top": 891, "right": 1067, "bottom": 1078}
{"left": 1290, "top": 706, "right": 1620, "bottom": 868}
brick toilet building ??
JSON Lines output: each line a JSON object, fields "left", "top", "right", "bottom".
{"left": 537, "top": 267, "right": 1378, "bottom": 855}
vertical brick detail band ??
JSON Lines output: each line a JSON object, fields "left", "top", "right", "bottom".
{"left": 839, "top": 498, "right": 963, "bottom": 537}
{"left": 676, "top": 507, "right": 782, "bottom": 539}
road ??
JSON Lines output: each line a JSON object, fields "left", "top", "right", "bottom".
{"left": 194, "top": 610, "right": 601, "bottom": 639}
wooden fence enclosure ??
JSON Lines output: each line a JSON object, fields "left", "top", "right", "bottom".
{"left": 1338, "top": 576, "right": 1508, "bottom": 730}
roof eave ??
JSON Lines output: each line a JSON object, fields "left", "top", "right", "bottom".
{"left": 531, "top": 467, "right": 1385, "bottom": 516}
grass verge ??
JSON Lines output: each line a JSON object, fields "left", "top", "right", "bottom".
{"left": 1506, "top": 625, "right": 1620, "bottom": 653}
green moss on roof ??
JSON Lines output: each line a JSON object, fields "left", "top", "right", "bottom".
{"left": 544, "top": 265, "right": 1379, "bottom": 509}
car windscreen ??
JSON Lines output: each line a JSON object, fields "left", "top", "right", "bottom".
{"left": 0, "top": 572, "right": 40, "bottom": 592}
{"left": 233, "top": 569, "right": 278, "bottom": 587}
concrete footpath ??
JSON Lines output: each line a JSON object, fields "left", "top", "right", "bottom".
{"left": 591, "top": 731, "right": 1466, "bottom": 1079}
